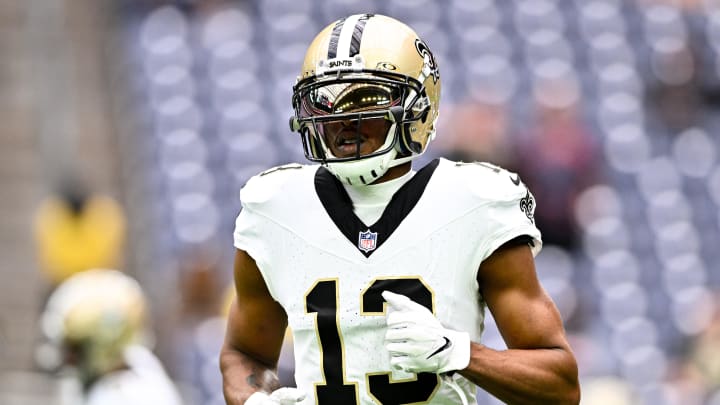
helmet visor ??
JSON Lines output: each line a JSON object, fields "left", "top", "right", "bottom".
{"left": 298, "top": 81, "right": 403, "bottom": 117}
{"left": 297, "top": 82, "right": 401, "bottom": 161}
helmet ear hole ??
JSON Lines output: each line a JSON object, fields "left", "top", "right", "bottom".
{"left": 408, "top": 139, "right": 422, "bottom": 153}
{"left": 399, "top": 123, "right": 422, "bottom": 154}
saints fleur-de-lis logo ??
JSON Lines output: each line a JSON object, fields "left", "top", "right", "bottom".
{"left": 519, "top": 190, "right": 535, "bottom": 223}
{"left": 415, "top": 39, "right": 439, "bottom": 83}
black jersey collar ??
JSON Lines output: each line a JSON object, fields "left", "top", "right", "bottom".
{"left": 314, "top": 159, "right": 440, "bottom": 257}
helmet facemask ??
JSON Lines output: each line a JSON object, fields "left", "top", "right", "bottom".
{"left": 291, "top": 70, "right": 430, "bottom": 185}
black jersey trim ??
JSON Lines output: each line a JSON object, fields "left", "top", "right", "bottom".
{"left": 499, "top": 234, "right": 535, "bottom": 250}
{"left": 314, "top": 159, "right": 440, "bottom": 258}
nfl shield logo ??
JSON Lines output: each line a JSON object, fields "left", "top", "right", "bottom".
{"left": 358, "top": 230, "right": 378, "bottom": 253}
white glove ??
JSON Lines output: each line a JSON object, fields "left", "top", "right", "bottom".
{"left": 383, "top": 291, "right": 471, "bottom": 374}
{"left": 245, "top": 388, "right": 306, "bottom": 405}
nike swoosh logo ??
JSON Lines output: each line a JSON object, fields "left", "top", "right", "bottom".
{"left": 509, "top": 174, "right": 520, "bottom": 186}
{"left": 427, "top": 337, "right": 452, "bottom": 359}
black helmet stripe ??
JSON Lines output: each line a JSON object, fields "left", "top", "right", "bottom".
{"left": 327, "top": 17, "right": 347, "bottom": 59}
{"left": 327, "top": 14, "right": 375, "bottom": 59}
{"left": 349, "top": 14, "right": 374, "bottom": 56}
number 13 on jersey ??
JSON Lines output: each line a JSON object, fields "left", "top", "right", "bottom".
{"left": 305, "top": 277, "right": 441, "bottom": 405}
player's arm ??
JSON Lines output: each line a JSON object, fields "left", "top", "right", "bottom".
{"left": 462, "top": 242, "right": 580, "bottom": 405}
{"left": 220, "top": 249, "right": 288, "bottom": 405}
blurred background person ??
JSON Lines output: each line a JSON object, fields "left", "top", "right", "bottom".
{"left": 168, "top": 247, "right": 230, "bottom": 405}
{"left": 33, "top": 174, "right": 126, "bottom": 291}
{"left": 687, "top": 293, "right": 720, "bottom": 398}
{"left": 512, "top": 75, "right": 602, "bottom": 251}
{"left": 435, "top": 99, "right": 515, "bottom": 168}
{"left": 38, "top": 268, "right": 183, "bottom": 405}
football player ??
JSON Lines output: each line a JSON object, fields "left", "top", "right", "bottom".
{"left": 40, "top": 269, "right": 184, "bottom": 405}
{"left": 221, "top": 14, "right": 580, "bottom": 405}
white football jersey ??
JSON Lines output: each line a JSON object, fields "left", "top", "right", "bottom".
{"left": 234, "top": 158, "right": 541, "bottom": 405}
{"left": 84, "top": 345, "right": 184, "bottom": 405}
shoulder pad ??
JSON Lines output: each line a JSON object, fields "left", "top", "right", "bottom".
{"left": 240, "top": 163, "right": 313, "bottom": 207}
{"left": 449, "top": 160, "right": 528, "bottom": 203}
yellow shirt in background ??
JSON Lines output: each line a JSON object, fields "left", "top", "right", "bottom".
{"left": 34, "top": 195, "right": 126, "bottom": 285}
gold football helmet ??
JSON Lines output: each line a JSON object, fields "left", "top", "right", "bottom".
{"left": 41, "top": 269, "right": 148, "bottom": 382}
{"left": 290, "top": 14, "right": 441, "bottom": 185}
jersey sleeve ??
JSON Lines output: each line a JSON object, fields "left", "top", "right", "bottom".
{"left": 233, "top": 207, "right": 268, "bottom": 264}
{"left": 480, "top": 184, "right": 542, "bottom": 262}
{"left": 232, "top": 167, "right": 304, "bottom": 301}
{"left": 458, "top": 162, "right": 543, "bottom": 262}
{"left": 233, "top": 203, "right": 284, "bottom": 301}
{"left": 234, "top": 174, "right": 265, "bottom": 260}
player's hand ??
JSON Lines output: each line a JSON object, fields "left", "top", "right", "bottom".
{"left": 245, "top": 388, "right": 306, "bottom": 405}
{"left": 382, "top": 291, "right": 471, "bottom": 374}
